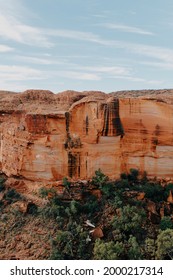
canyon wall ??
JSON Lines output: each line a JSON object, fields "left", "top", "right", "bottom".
{"left": 0, "top": 89, "right": 173, "bottom": 182}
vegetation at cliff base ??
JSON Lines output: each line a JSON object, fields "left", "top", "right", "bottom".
{"left": 38, "top": 169, "right": 173, "bottom": 260}
{"left": 0, "top": 169, "right": 173, "bottom": 260}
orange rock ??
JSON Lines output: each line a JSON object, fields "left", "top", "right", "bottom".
{"left": 167, "top": 190, "right": 173, "bottom": 204}
{"left": 91, "top": 189, "right": 102, "bottom": 200}
{"left": 136, "top": 192, "right": 145, "bottom": 200}
{"left": 91, "top": 227, "right": 104, "bottom": 239}
{"left": 0, "top": 89, "right": 173, "bottom": 183}
{"left": 160, "top": 207, "right": 164, "bottom": 218}
{"left": 147, "top": 201, "right": 157, "bottom": 214}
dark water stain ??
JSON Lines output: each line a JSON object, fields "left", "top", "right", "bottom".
{"left": 102, "top": 99, "right": 124, "bottom": 137}
{"left": 86, "top": 115, "right": 89, "bottom": 135}
{"left": 68, "top": 152, "right": 80, "bottom": 178}
{"left": 154, "top": 124, "right": 161, "bottom": 136}
{"left": 65, "top": 112, "right": 70, "bottom": 135}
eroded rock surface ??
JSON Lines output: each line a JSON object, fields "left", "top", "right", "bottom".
{"left": 0, "top": 89, "right": 173, "bottom": 182}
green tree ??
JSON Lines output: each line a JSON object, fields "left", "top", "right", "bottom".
{"left": 156, "top": 229, "right": 173, "bottom": 259}
{"left": 160, "top": 216, "right": 173, "bottom": 230}
{"left": 92, "top": 169, "right": 108, "bottom": 189}
{"left": 112, "top": 205, "right": 146, "bottom": 237}
{"left": 93, "top": 239, "right": 124, "bottom": 260}
{"left": 144, "top": 238, "right": 156, "bottom": 260}
{"left": 127, "top": 235, "right": 142, "bottom": 260}
{"left": 128, "top": 168, "right": 139, "bottom": 182}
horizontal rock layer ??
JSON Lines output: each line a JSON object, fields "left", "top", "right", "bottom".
{"left": 0, "top": 89, "right": 173, "bottom": 181}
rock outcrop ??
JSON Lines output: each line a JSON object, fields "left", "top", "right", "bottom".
{"left": 0, "top": 89, "right": 173, "bottom": 182}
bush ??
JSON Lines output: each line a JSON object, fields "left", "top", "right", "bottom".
{"left": 128, "top": 168, "right": 139, "bottom": 182}
{"left": 156, "top": 229, "right": 173, "bottom": 259}
{"left": 120, "top": 172, "right": 128, "bottom": 180}
{"left": 62, "top": 177, "right": 71, "bottom": 189}
{"left": 143, "top": 183, "right": 164, "bottom": 202}
{"left": 144, "top": 238, "right": 156, "bottom": 260}
{"left": 50, "top": 226, "right": 89, "bottom": 260}
{"left": 39, "top": 187, "right": 56, "bottom": 198}
{"left": 160, "top": 216, "right": 173, "bottom": 230}
{"left": 164, "top": 183, "right": 173, "bottom": 199}
{"left": 93, "top": 239, "right": 124, "bottom": 260}
{"left": 127, "top": 235, "right": 143, "bottom": 260}
{"left": 4, "top": 188, "right": 21, "bottom": 202}
{"left": 0, "top": 177, "right": 5, "bottom": 192}
{"left": 92, "top": 169, "right": 108, "bottom": 188}
{"left": 112, "top": 205, "right": 146, "bottom": 237}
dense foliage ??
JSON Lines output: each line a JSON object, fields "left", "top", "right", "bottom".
{"left": 38, "top": 169, "right": 173, "bottom": 260}
{"left": 0, "top": 169, "right": 173, "bottom": 260}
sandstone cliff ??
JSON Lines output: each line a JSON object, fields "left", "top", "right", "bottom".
{"left": 0, "top": 89, "right": 173, "bottom": 182}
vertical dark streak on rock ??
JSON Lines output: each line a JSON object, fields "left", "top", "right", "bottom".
{"left": 68, "top": 152, "right": 76, "bottom": 178}
{"left": 65, "top": 112, "right": 70, "bottom": 136}
{"left": 102, "top": 99, "right": 124, "bottom": 137}
{"left": 86, "top": 115, "right": 89, "bottom": 135}
{"left": 78, "top": 154, "right": 81, "bottom": 177}
{"left": 102, "top": 104, "right": 109, "bottom": 136}
{"left": 68, "top": 152, "right": 80, "bottom": 178}
{"left": 96, "top": 103, "right": 99, "bottom": 118}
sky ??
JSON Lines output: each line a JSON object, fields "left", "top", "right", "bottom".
{"left": 0, "top": 0, "right": 173, "bottom": 93}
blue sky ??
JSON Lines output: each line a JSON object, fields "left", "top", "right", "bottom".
{"left": 0, "top": 0, "right": 173, "bottom": 93}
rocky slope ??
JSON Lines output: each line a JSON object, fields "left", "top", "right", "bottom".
{"left": 0, "top": 89, "right": 173, "bottom": 182}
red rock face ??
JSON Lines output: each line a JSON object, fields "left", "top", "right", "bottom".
{"left": 0, "top": 89, "right": 173, "bottom": 182}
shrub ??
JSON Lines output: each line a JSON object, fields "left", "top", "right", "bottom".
{"left": 128, "top": 168, "right": 139, "bottom": 182}
{"left": 0, "top": 177, "right": 5, "bottom": 192}
{"left": 92, "top": 169, "right": 108, "bottom": 188}
{"left": 143, "top": 183, "right": 164, "bottom": 202}
{"left": 127, "top": 235, "right": 143, "bottom": 260}
{"left": 93, "top": 239, "right": 124, "bottom": 260}
{"left": 50, "top": 226, "right": 89, "bottom": 260}
{"left": 164, "top": 183, "right": 173, "bottom": 199}
{"left": 62, "top": 177, "right": 71, "bottom": 189}
{"left": 4, "top": 188, "right": 21, "bottom": 202}
{"left": 39, "top": 187, "right": 56, "bottom": 198}
{"left": 112, "top": 205, "right": 146, "bottom": 237}
{"left": 160, "top": 216, "right": 173, "bottom": 230}
{"left": 120, "top": 172, "right": 128, "bottom": 180}
{"left": 156, "top": 229, "right": 173, "bottom": 259}
{"left": 144, "top": 238, "right": 156, "bottom": 260}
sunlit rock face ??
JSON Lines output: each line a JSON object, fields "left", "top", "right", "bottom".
{"left": 0, "top": 89, "right": 173, "bottom": 181}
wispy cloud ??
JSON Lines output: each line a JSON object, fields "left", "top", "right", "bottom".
{"left": 0, "top": 8, "right": 104, "bottom": 47}
{"left": 128, "top": 43, "right": 173, "bottom": 63}
{"left": 54, "top": 70, "right": 101, "bottom": 81}
{"left": 101, "top": 23, "right": 154, "bottom": 35}
{"left": 72, "top": 65, "right": 130, "bottom": 76}
{"left": 15, "top": 55, "right": 56, "bottom": 65}
{"left": 0, "top": 44, "right": 13, "bottom": 52}
{"left": 141, "top": 61, "right": 173, "bottom": 70}
{"left": 0, "top": 13, "right": 53, "bottom": 47}
{"left": 113, "top": 75, "right": 164, "bottom": 85}
{"left": 0, "top": 65, "right": 43, "bottom": 81}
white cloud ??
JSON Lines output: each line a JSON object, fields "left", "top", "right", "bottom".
{"left": 15, "top": 55, "right": 55, "bottom": 65}
{"left": 0, "top": 8, "right": 104, "bottom": 47}
{"left": 0, "top": 44, "right": 13, "bottom": 52}
{"left": 101, "top": 23, "right": 154, "bottom": 35}
{"left": 0, "top": 13, "right": 53, "bottom": 47}
{"left": 54, "top": 71, "right": 101, "bottom": 81}
{"left": 73, "top": 65, "right": 130, "bottom": 75}
{"left": 141, "top": 61, "right": 173, "bottom": 70}
{"left": 0, "top": 65, "right": 43, "bottom": 81}
{"left": 101, "top": 40, "right": 173, "bottom": 65}
{"left": 43, "top": 28, "right": 103, "bottom": 44}
{"left": 129, "top": 44, "right": 173, "bottom": 63}
{"left": 112, "top": 75, "right": 164, "bottom": 85}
